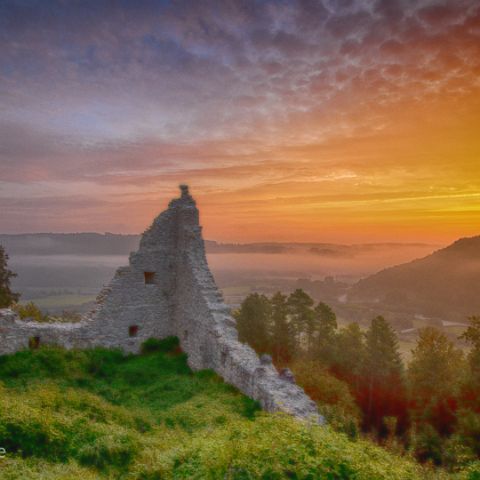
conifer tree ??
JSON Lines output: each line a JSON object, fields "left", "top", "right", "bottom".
{"left": 408, "top": 327, "right": 464, "bottom": 436}
{"left": 234, "top": 293, "right": 271, "bottom": 353}
{"left": 287, "top": 289, "right": 315, "bottom": 355}
{"left": 361, "top": 316, "right": 405, "bottom": 433}
{"left": 270, "top": 291, "right": 293, "bottom": 363}
{"left": 460, "top": 316, "right": 480, "bottom": 393}
{"left": 333, "top": 322, "right": 365, "bottom": 383}
{"left": 0, "top": 245, "right": 20, "bottom": 308}
{"left": 409, "top": 327, "right": 464, "bottom": 402}
{"left": 314, "top": 301, "right": 338, "bottom": 364}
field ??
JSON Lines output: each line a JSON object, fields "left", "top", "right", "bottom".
{"left": 1, "top": 338, "right": 475, "bottom": 479}
{"left": 20, "top": 294, "right": 96, "bottom": 310}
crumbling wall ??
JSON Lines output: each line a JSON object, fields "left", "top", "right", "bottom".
{"left": 173, "top": 196, "right": 320, "bottom": 420}
{"left": 0, "top": 186, "right": 322, "bottom": 422}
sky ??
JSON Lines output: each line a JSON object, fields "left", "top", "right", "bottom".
{"left": 1, "top": 0, "right": 479, "bottom": 244}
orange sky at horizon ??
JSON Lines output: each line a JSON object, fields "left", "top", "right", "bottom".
{"left": 122, "top": 91, "right": 480, "bottom": 245}
{"left": 1, "top": 0, "right": 479, "bottom": 245}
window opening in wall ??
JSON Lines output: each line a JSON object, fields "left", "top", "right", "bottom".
{"left": 144, "top": 271, "right": 155, "bottom": 284}
{"left": 29, "top": 336, "right": 40, "bottom": 349}
{"left": 129, "top": 325, "right": 139, "bottom": 337}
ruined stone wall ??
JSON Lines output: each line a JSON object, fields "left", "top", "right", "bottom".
{"left": 0, "top": 186, "right": 322, "bottom": 422}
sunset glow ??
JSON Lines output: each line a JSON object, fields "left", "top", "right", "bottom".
{"left": 1, "top": 0, "right": 479, "bottom": 243}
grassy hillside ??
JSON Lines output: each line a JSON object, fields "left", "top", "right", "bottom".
{"left": 0, "top": 339, "right": 477, "bottom": 479}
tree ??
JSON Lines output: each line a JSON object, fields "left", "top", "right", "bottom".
{"left": 234, "top": 293, "right": 271, "bottom": 353}
{"left": 460, "top": 316, "right": 480, "bottom": 397}
{"left": 364, "top": 316, "right": 403, "bottom": 381}
{"left": 270, "top": 292, "right": 294, "bottom": 364}
{"left": 315, "top": 302, "right": 337, "bottom": 335}
{"left": 0, "top": 245, "right": 20, "bottom": 308}
{"left": 409, "top": 327, "right": 464, "bottom": 403}
{"left": 286, "top": 289, "right": 315, "bottom": 355}
{"left": 332, "top": 322, "right": 365, "bottom": 385}
{"left": 408, "top": 327, "right": 464, "bottom": 437}
{"left": 314, "top": 302, "right": 338, "bottom": 364}
{"left": 360, "top": 316, "right": 406, "bottom": 434}
{"left": 290, "top": 357, "right": 361, "bottom": 437}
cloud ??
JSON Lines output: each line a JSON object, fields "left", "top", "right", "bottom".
{"left": 0, "top": 0, "right": 479, "bottom": 241}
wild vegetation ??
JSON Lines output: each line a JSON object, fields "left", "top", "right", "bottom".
{"left": 2, "top": 246, "right": 480, "bottom": 477}
{"left": 235, "top": 290, "right": 480, "bottom": 473}
{"left": 12, "top": 301, "right": 82, "bottom": 323}
{"left": 0, "top": 338, "right": 463, "bottom": 480}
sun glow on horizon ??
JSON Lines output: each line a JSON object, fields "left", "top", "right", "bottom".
{"left": 0, "top": 0, "right": 479, "bottom": 244}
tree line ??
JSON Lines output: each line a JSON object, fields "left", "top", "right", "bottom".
{"left": 234, "top": 290, "right": 480, "bottom": 469}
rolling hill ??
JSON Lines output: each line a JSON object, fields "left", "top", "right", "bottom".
{"left": 350, "top": 236, "right": 480, "bottom": 320}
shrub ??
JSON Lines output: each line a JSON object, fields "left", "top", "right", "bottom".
{"left": 14, "top": 302, "right": 50, "bottom": 322}
{"left": 290, "top": 358, "right": 362, "bottom": 437}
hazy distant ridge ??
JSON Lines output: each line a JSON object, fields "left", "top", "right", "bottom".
{"left": 350, "top": 236, "right": 480, "bottom": 319}
{"left": 0, "top": 233, "right": 435, "bottom": 256}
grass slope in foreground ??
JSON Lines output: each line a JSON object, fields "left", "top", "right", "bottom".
{"left": 0, "top": 338, "right": 477, "bottom": 480}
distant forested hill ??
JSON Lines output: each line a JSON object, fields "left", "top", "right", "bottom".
{"left": 0, "top": 233, "right": 287, "bottom": 255}
{"left": 0, "top": 233, "right": 141, "bottom": 255}
{"left": 350, "top": 236, "right": 480, "bottom": 319}
{"left": 0, "top": 233, "right": 433, "bottom": 257}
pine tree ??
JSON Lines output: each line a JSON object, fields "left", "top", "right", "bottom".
{"left": 315, "top": 302, "right": 337, "bottom": 335}
{"left": 270, "top": 292, "right": 294, "bottom": 363}
{"left": 361, "top": 316, "right": 405, "bottom": 433}
{"left": 409, "top": 327, "right": 464, "bottom": 402}
{"left": 460, "top": 316, "right": 480, "bottom": 393}
{"left": 455, "top": 317, "right": 480, "bottom": 460}
{"left": 287, "top": 289, "right": 315, "bottom": 355}
{"left": 333, "top": 322, "right": 365, "bottom": 384}
{"left": 364, "top": 316, "right": 403, "bottom": 376}
{"left": 408, "top": 327, "right": 464, "bottom": 436}
{"left": 314, "top": 301, "right": 338, "bottom": 364}
{"left": 0, "top": 245, "right": 20, "bottom": 308}
{"left": 234, "top": 293, "right": 271, "bottom": 354}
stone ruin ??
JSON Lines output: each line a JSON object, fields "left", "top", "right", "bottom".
{"left": 0, "top": 185, "right": 322, "bottom": 422}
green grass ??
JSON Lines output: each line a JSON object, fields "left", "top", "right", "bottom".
{"left": 0, "top": 339, "right": 478, "bottom": 479}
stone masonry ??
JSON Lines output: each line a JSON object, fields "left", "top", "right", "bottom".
{"left": 0, "top": 186, "right": 322, "bottom": 422}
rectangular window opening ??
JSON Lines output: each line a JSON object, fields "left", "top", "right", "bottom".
{"left": 29, "top": 336, "right": 40, "bottom": 350}
{"left": 129, "top": 325, "right": 139, "bottom": 337}
{"left": 144, "top": 271, "right": 156, "bottom": 285}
